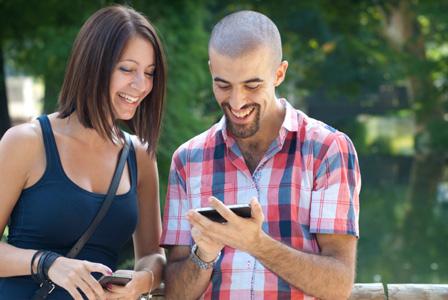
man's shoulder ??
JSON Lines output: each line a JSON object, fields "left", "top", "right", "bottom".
{"left": 295, "top": 109, "right": 348, "bottom": 144}
{"left": 288, "top": 108, "right": 356, "bottom": 157}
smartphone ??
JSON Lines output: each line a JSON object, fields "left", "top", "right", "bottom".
{"left": 195, "top": 203, "right": 251, "bottom": 223}
{"left": 98, "top": 273, "right": 132, "bottom": 288}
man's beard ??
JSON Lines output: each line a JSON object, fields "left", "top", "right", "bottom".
{"left": 222, "top": 103, "right": 261, "bottom": 138}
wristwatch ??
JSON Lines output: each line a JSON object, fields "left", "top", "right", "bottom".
{"left": 189, "top": 244, "right": 221, "bottom": 270}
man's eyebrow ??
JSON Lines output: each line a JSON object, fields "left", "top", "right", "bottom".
{"left": 243, "top": 78, "right": 263, "bottom": 84}
{"left": 213, "top": 77, "right": 264, "bottom": 84}
{"left": 214, "top": 77, "right": 230, "bottom": 84}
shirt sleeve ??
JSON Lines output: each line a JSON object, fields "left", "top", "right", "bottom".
{"left": 309, "top": 132, "right": 361, "bottom": 237}
{"left": 160, "top": 149, "right": 193, "bottom": 246}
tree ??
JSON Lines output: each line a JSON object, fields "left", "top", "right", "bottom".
{"left": 0, "top": 0, "right": 109, "bottom": 136}
{"left": 0, "top": 44, "right": 10, "bottom": 137}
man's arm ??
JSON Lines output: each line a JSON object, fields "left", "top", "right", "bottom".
{"left": 164, "top": 246, "right": 213, "bottom": 300}
{"left": 187, "top": 197, "right": 357, "bottom": 300}
{"left": 162, "top": 150, "right": 225, "bottom": 299}
{"left": 252, "top": 232, "right": 356, "bottom": 300}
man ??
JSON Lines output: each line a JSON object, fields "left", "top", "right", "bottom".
{"left": 161, "top": 10, "right": 360, "bottom": 300}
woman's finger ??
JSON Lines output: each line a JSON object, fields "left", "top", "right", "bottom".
{"left": 84, "top": 260, "right": 113, "bottom": 276}
{"left": 65, "top": 284, "right": 84, "bottom": 300}
{"left": 82, "top": 273, "right": 106, "bottom": 300}
{"left": 73, "top": 276, "right": 97, "bottom": 300}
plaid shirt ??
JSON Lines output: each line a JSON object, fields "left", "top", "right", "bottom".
{"left": 161, "top": 99, "right": 361, "bottom": 300}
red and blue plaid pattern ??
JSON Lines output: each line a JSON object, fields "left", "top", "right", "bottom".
{"left": 161, "top": 99, "right": 361, "bottom": 299}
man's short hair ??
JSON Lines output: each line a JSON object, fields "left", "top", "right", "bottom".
{"left": 209, "top": 10, "right": 282, "bottom": 67}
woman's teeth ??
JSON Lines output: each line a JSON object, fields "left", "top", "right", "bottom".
{"left": 231, "top": 106, "right": 255, "bottom": 119}
{"left": 119, "top": 92, "right": 139, "bottom": 103}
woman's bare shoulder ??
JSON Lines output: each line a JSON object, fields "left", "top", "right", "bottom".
{"left": 0, "top": 119, "right": 44, "bottom": 163}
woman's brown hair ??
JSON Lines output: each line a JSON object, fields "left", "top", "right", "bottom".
{"left": 58, "top": 5, "right": 166, "bottom": 155}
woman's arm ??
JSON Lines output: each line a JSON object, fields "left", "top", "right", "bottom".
{"left": 0, "top": 124, "right": 111, "bottom": 300}
{"left": 133, "top": 139, "right": 165, "bottom": 291}
{"left": 0, "top": 124, "right": 45, "bottom": 277}
{"left": 105, "top": 137, "right": 165, "bottom": 299}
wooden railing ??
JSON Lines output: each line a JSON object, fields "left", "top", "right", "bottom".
{"left": 150, "top": 283, "right": 448, "bottom": 299}
{"left": 350, "top": 283, "right": 448, "bottom": 299}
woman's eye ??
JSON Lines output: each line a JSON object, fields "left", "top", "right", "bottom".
{"left": 145, "top": 72, "right": 154, "bottom": 78}
{"left": 119, "top": 67, "right": 132, "bottom": 73}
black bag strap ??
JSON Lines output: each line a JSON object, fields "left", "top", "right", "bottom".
{"left": 33, "top": 133, "right": 132, "bottom": 300}
{"left": 66, "top": 133, "right": 131, "bottom": 258}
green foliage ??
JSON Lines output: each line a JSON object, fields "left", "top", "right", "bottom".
{"left": 2, "top": 0, "right": 448, "bottom": 283}
{"left": 358, "top": 182, "right": 448, "bottom": 283}
{"left": 132, "top": 1, "right": 216, "bottom": 205}
{"left": 1, "top": 226, "right": 7, "bottom": 242}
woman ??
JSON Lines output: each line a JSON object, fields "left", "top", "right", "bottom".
{"left": 0, "top": 5, "right": 166, "bottom": 299}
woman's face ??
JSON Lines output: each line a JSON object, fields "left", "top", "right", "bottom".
{"left": 110, "top": 36, "right": 155, "bottom": 120}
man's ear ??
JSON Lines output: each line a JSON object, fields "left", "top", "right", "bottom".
{"left": 274, "top": 60, "right": 288, "bottom": 87}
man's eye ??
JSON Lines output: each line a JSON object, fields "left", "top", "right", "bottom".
{"left": 217, "top": 85, "right": 230, "bottom": 90}
{"left": 246, "top": 84, "right": 260, "bottom": 90}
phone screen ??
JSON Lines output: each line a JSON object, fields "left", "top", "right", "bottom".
{"left": 195, "top": 204, "right": 251, "bottom": 223}
{"left": 98, "top": 274, "right": 132, "bottom": 287}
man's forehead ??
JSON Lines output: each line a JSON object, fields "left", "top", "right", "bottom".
{"left": 209, "top": 47, "right": 273, "bottom": 79}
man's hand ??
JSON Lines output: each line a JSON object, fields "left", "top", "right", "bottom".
{"left": 186, "top": 196, "right": 265, "bottom": 255}
{"left": 186, "top": 204, "right": 224, "bottom": 262}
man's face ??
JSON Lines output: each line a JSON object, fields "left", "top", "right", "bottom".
{"left": 209, "top": 47, "right": 281, "bottom": 139}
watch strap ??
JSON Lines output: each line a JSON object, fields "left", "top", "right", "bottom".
{"left": 189, "top": 244, "right": 221, "bottom": 270}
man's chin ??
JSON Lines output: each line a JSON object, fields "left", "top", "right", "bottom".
{"left": 228, "top": 123, "right": 259, "bottom": 139}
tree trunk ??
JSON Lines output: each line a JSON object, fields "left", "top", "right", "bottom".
{"left": 381, "top": 0, "right": 446, "bottom": 281}
{"left": 0, "top": 43, "right": 11, "bottom": 138}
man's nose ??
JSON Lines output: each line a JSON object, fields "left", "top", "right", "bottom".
{"left": 228, "top": 88, "right": 246, "bottom": 110}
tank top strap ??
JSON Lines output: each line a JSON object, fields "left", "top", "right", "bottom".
{"left": 36, "top": 115, "right": 65, "bottom": 178}
{"left": 124, "top": 132, "right": 138, "bottom": 190}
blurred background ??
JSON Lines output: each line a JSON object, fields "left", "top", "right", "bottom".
{"left": 1, "top": 0, "right": 447, "bottom": 285}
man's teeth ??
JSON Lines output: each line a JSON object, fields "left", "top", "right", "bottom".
{"left": 119, "top": 93, "right": 139, "bottom": 103}
{"left": 231, "top": 107, "right": 254, "bottom": 118}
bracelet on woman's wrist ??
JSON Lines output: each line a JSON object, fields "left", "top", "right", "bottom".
{"left": 30, "top": 250, "right": 45, "bottom": 282}
{"left": 31, "top": 250, "right": 61, "bottom": 283}
{"left": 139, "top": 268, "right": 154, "bottom": 299}
{"left": 141, "top": 268, "right": 154, "bottom": 293}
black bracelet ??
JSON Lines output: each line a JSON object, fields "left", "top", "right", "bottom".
{"left": 37, "top": 251, "right": 50, "bottom": 283}
{"left": 42, "top": 252, "right": 61, "bottom": 280}
{"left": 31, "top": 250, "right": 45, "bottom": 283}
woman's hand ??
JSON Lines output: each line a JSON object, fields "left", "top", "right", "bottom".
{"left": 47, "top": 256, "right": 112, "bottom": 300}
{"left": 104, "top": 269, "right": 153, "bottom": 299}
